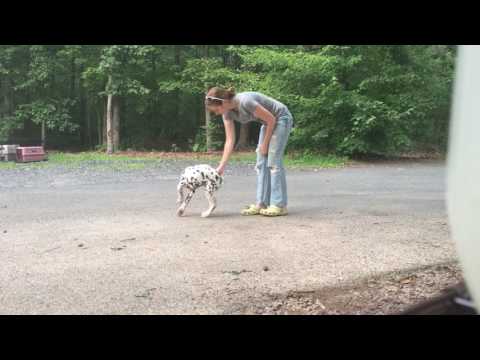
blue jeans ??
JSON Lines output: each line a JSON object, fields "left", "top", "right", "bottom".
{"left": 256, "top": 114, "right": 293, "bottom": 208}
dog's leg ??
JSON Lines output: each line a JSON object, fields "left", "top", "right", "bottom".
{"left": 177, "top": 189, "right": 194, "bottom": 217}
{"left": 201, "top": 185, "right": 217, "bottom": 218}
{"left": 177, "top": 183, "right": 185, "bottom": 205}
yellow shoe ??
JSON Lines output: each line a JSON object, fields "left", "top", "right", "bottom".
{"left": 260, "top": 206, "right": 288, "bottom": 217}
{"left": 241, "top": 204, "right": 262, "bottom": 216}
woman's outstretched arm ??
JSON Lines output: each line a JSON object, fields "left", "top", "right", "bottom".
{"left": 217, "top": 117, "right": 236, "bottom": 175}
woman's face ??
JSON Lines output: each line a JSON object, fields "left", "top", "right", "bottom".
{"left": 206, "top": 97, "right": 234, "bottom": 116}
{"left": 207, "top": 104, "right": 228, "bottom": 116}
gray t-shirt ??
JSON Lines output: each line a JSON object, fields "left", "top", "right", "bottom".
{"left": 224, "top": 92, "right": 290, "bottom": 125}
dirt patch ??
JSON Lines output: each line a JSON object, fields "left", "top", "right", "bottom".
{"left": 241, "top": 263, "right": 463, "bottom": 315}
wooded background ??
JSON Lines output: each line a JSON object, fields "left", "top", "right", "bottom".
{"left": 0, "top": 45, "right": 456, "bottom": 156}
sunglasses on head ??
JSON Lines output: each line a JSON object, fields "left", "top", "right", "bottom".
{"left": 205, "top": 96, "right": 225, "bottom": 103}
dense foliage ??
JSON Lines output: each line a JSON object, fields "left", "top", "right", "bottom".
{"left": 0, "top": 45, "right": 456, "bottom": 156}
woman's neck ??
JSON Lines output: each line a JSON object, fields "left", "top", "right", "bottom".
{"left": 228, "top": 96, "right": 239, "bottom": 111}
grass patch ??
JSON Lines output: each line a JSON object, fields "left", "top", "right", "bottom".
{"left": 207, "top": 151, "right": 346, "bottom": 168}
{"left": 285, "top": 152, "right": 347, "bottom": 168}
{"left": 0, "top": 152, "right": 158, "bottom": 171}
{"left": 0, "top": 161, "right": 17, "bottom": 170}
{"left": 121, "top": 162, "right": 147, "bottom": 170}
{"left": 49, "top": 152, "right": 160, "bottom": 170}
{"left": 49, "top": 152, "right": 156, "bottom": 164}
{"left": 0, "top": 151, "right": 347, "bottom": 171}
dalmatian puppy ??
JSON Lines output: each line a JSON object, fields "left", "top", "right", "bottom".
{"left": 176, "top": 164, "right": 224, "bottom": 218}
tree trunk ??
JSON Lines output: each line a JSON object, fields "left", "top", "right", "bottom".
{"left": 1, "top": 78, "right": 8, "bottom": 115}
{"left": 71, "top": 57, "right": 76, "bottom": 97}
{"left": 85, "top": 97, "right": 91, "bottom": 149}
{"left": 41, "top": 120, "right": 46, "bottom": 148}
{"left": 174, "top": 45, "right": 181, "bottom": 124}
{"left": 94, "top": 101, "right": 100, "bottom": 147}
{"left": 96, "top": 103, "right": 102, "bottom": 147}
{"left": 222, "top": 46, "right": 228, "bottom": 66}
{"left": 236, "top": 123, "right": 250, "bottom": 150}
{"left": 103, "top": 101, "right": 107, "bottom": 146}
{"left": 1, "top": 79, "right": 6, "bottom": 116}
{"left": 112, "top": 96, "right": 120, "bottom": 152}
{"left": 174, "top": 45, "right": 181, "bottom": 66}
{"left": 79, "top": 64, "right": 90, "bottom": 149}
{"left": 106, "top": 86, "right": 114, "bottom": 154}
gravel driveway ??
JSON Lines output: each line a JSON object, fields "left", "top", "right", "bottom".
{"left": 0, "top": 158, "right": 459, "bottom": 314}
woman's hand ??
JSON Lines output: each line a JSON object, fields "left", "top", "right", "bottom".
{"left": 217, "top": 163, "right": 226, "bottom": 176}
{"left": 259, "top": 142, "right": 269, "bottom": 156}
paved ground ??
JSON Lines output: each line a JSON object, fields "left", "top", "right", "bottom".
{"left": 0, "top": 159, "right": 457, "bottom": 314}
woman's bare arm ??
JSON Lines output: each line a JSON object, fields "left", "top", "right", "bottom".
{"left": 254, "top": 105, "right": 277, "bottom": 155}
{"left": 217, "top": 117, "right": 236, "bottom": 174}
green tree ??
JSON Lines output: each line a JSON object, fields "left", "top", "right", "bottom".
{"left": 0, "top": 45, "right": 456, "bottom": 157}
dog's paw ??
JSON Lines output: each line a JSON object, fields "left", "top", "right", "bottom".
{"left": 201, "top": 211, "right": 212, "bottom": 218}
{"left": 177, "top": 208, "right": 185, "bottom": 217}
